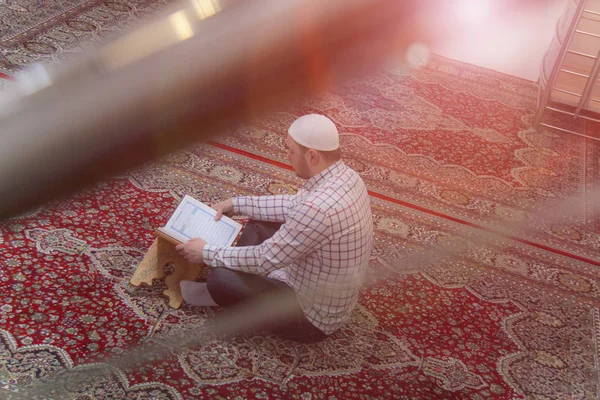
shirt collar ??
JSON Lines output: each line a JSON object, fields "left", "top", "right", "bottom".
{"left": 302, "top": 160, "right": 346, "bottom": 192}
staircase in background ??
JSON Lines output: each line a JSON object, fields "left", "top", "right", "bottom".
{"left": 536, "top": 0, "right": 600, "bottom": 140}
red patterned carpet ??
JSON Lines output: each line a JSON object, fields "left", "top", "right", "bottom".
{"left": 1, "top": 135, "right": 599, "bottom": 399}
{"left": 1, "top": 2, "right": 600, "bottom": 400}
{"left": 215, "top": 59, "right": 600, "bottom": 266}
{"left": 0, "top": 0, "right": 174, "bottom": 74}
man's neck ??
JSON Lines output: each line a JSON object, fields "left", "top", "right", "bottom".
{"left": 306, "top": 160, "right": 339, "bottom": 180}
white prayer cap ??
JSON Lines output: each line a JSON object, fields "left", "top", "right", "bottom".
{"left": 288, "top": 114, "right": 339, "bottom": 151}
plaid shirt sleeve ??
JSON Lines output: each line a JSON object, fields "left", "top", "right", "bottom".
{"left": 233, "top": 195, "right": 293, "bottom": 223}
{"left": 202, "top": 201, "right": 330, "bottom": 275}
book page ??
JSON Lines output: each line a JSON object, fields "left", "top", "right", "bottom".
{"left": 160, "top": 195, "right": 242, "bottom": 246}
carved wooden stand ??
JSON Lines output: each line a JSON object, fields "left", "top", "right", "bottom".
{"left": 130, "top": 230, "right": 204, "bottom": 308}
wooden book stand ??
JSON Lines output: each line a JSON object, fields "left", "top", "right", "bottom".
{"left": 130, "top": 230, "right": 204, "bottom": 308}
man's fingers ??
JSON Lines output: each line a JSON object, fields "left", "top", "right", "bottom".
{"left": 214, "top": 209, "right": 223, "bottom": 221}
{"left": 213, "top": 199, "right": 233, "bottom": 221}
{"left": 175, "top": 243, "right": 184, "bottom": 251}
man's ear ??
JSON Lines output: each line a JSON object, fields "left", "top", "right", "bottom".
{"left": 308, "top": 149, "right": 320, "bottom": 165}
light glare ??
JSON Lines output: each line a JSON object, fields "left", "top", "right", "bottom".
{"left": 455, "top": 0, "right": 493, "bottom": 25}
{"left": 170, "top": 11, "right": 194, "bottom": 41}
{"left": 191, "top": 0, "right": 221, "bottom": 20}
{"left": 405, "top": 43, "right": 430, "bottom": 68}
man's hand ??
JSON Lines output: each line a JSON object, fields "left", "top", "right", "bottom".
{"left": 176, "top": 238, "right": 207, "bottom": 264}
{"left": 213, "top": 198, "right": 234, "bottom": 221}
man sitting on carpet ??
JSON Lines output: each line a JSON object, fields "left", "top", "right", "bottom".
{"left": 176, "top": 114, "right": 373, "bottom": 342}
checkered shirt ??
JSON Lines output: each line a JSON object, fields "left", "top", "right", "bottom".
{"left": 202, "top": 160, "right": 373, "bottom": 334}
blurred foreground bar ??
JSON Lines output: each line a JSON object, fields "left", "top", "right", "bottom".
{"left": 0, "top": 0, "right": 436, "bottom": 220}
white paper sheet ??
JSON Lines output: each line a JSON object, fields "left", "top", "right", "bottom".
{"left": 159, "top": 195, "right": 242, "bottom": 246}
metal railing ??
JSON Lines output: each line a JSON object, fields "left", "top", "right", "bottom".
{"left": 535, "top": 0, "right": 600, "bottom": 140}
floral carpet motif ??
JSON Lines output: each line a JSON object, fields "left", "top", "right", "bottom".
{"left": 0, "top": 0, "right": 175, "bottom": 74}
{"left": 213, "top": 64, "right": 600, "bottom": 263}
{"left": 0, "top": 145, "right": 598, "bottom": 399}
{"left": 1, "top": 2, "right": 600, "bottom": 398}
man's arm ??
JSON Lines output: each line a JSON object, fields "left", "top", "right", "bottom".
{"left": 202, "top": 202, "right": 330, "bottom": 275}
{"left": 232, "top": 195, "right": 294, "bottom": 223}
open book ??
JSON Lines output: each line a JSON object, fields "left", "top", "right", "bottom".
{"left": 157, "top": 195, "right": 242, "bottom": 246}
